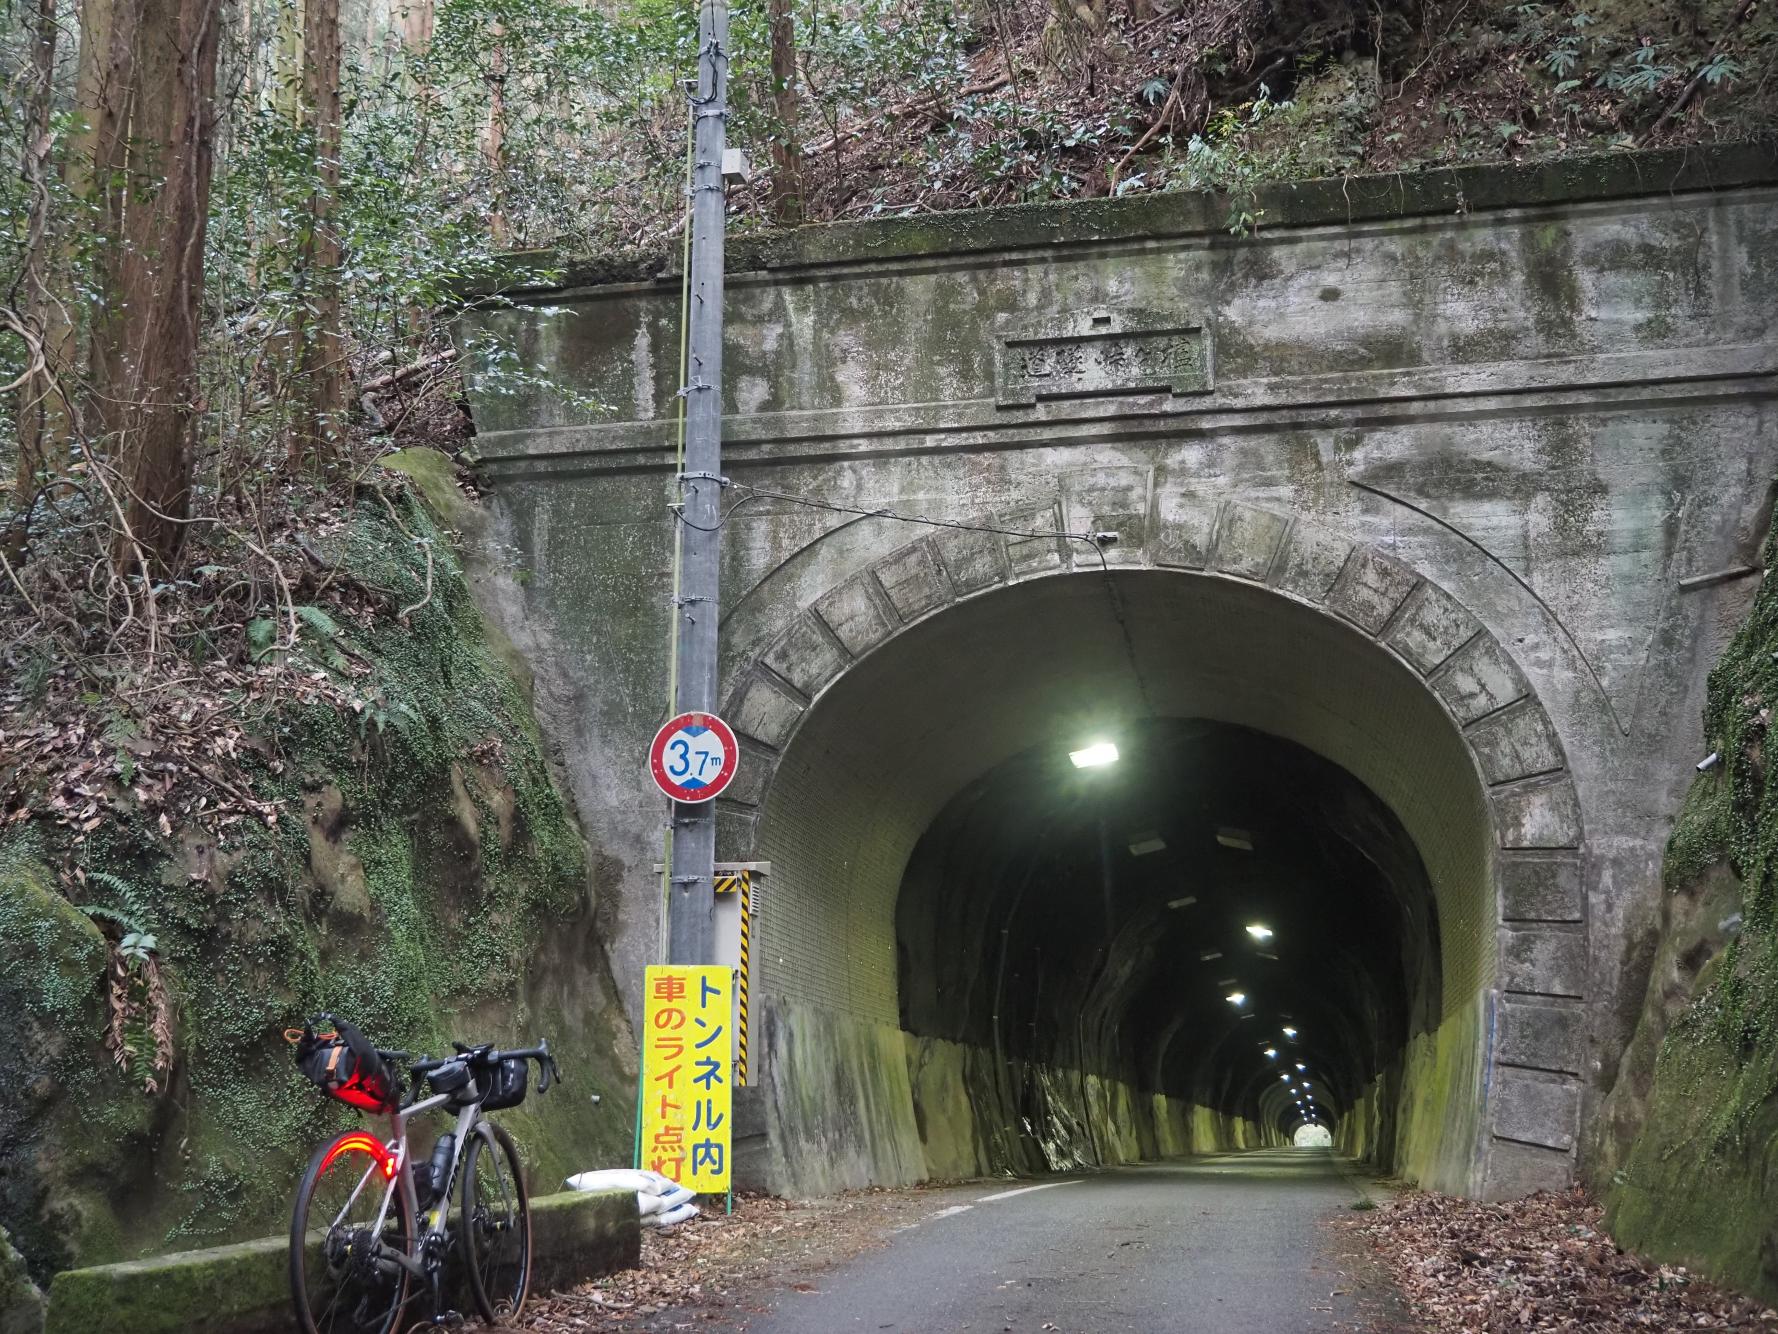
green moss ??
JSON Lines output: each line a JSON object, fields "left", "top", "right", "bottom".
{"left": 1664, "top": 772, "right": 1734, "bottom": 892}
{"left": 2, "top": 473, "right": 634, "bottom": 1279}
{"left": 43, "top": 1236, "right": 290, "bottom": 1334}
{"left": 0, "top": 1225, "right": 45, "bottom": 1334}
{"left": 1605, "top": 502, "right": 1778, "bottom": 1302}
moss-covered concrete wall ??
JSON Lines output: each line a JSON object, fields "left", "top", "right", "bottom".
{"left": 1600, "top": 510, "right": 1778, "bottom": 1304}
{"left": 0, "top": 451, "right": 635, "bottom": 1286}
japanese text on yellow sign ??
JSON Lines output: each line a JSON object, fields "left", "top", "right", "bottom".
{"left": 641, "top": 965, "right": 732, "bottom": 1192}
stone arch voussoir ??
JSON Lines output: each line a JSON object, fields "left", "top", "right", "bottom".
{"left": 721, "top": 494, "right": 1589, "bottom": 1197}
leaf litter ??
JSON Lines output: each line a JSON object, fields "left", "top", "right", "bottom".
{"left": 517, "top": 1188, "right": 943, "bottom": 1332}
{"left": 1346, "top": 1185, "right": 1778, "bottom": 1331}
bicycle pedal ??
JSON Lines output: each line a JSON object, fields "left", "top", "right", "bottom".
{"left": 406, "top": 1313, "right": 465, "bottom": 1331}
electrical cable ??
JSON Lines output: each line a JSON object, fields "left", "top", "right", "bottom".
{"left": 668, "top": 484, "right": 1117, "bottom": 573}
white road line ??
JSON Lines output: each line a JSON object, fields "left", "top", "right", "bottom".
{"left": 929, "top": 1204, "right": 975, "bottom": 1220}
{"left": 975, "top": 1180, "right": 1084, "bottom": 1203}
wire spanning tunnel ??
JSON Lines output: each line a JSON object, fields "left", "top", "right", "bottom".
{"left": 741, "top": 558, "right": 1517, "bottom": 1197}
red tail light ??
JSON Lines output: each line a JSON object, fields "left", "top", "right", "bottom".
{"left": 321, "top": 1131, "right": 397, "bottom": 1181}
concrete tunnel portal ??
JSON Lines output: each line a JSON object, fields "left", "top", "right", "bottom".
{"left": 742, "top": 563, "right": 1509, "bottom": 1197}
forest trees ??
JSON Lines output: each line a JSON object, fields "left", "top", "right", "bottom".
{"left": 2, "top": 0, "right": 1773, "bottom": 581}
{"left": 8, "top": 0, "right": 222, "bottom": 569}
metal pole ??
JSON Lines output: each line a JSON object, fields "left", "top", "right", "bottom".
{"left": 667, "top": 0, "right": 729, "bottom": 967}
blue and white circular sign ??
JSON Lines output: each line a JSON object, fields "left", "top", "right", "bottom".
{"left": 648, "top": 712, "right": 739, "bottom": 804}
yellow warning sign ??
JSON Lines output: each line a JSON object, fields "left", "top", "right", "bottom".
{"left": 641, "top": 965, "right": 732, "bottom": 1192}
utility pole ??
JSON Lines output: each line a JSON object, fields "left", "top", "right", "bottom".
{"left": 667, "top": 0, "right": 730, "bottom": 967}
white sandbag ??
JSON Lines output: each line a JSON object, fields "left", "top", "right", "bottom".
{"left": 633, "top": 1171, "right": 696, "bottom": 1208}
{"left": 636, "top": 1191, "right": 667, "bottom": 1216}
{"left": 643, "top": 1201, "right": 700, "bottom": 1228}
{"left": 564, "top": 1169, "right": 658, "bottom": 1194}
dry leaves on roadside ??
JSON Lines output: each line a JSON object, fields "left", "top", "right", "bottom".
{"left": 518, "top": 1189, "right": 933, "bottom": 1332}
{"left": 1347, "top": 1185, "right": 1778, "bottom": 1332}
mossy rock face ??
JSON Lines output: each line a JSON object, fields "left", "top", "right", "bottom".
{"left": 1602, "top": 498, "right": 1778, "bottom": 1304}
{"left": 1, "top": 1226, "right": 45, "bottom": 1334}
{"left": 1604, "top": 1016, "right": 1778, "bottom": 1302}
{"left": 0, "top": 843, "right": 159, "bottom": 1281}
{"left": 0, "top": 476, "right": 636, "bottom": 1285}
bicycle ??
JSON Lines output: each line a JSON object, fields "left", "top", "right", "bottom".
{"left": 286, "top": 1014, "right": 561, "bottom": 1333}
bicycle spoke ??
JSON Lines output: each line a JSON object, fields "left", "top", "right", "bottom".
{"left": 293, "top": 1135, "right": 412, "bottom": 1334}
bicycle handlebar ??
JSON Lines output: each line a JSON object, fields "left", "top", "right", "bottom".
{"left": 390, "top": 1041, "right": 559, "bottom": 1093}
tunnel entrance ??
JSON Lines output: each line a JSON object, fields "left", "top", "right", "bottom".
{"left": 895, "top": 719, "right": 1441, "bottom": 1174}
{"left": 739, "top": 551, "right": 1575, "bottom": 1200}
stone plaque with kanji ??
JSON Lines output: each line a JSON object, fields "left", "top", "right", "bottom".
{"left": 994, "top": 309, "right": 1213, "bottom": 407}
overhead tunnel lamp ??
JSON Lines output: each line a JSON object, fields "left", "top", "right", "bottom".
{"left": 1245, "top": 924, "right": 1274, "bottom": 940}
{"left": 1282, "top": 1026, "right": 1298, "bottom": 1039}
{"left": 1295, "top": 1063, "right": 1306, "bottom": 1071}
{"left": 1264, "top": 1047, "right": 1277, "bottom": 1059}
{"left": 1168, "top": 895, "right": 1197, "bottom": 911}
{"left": 1070, "top": 741, "right": 1119, "bottom": 769}
{"left": 1226, "top": 991, "right": 1246, "bottom": 1006}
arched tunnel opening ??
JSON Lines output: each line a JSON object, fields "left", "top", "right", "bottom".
{"left": 752, "top": 566, "right": 1499, "bottom": 1196}
{"left": 894, "top": 719, "right": 1442, "bottom": 1171}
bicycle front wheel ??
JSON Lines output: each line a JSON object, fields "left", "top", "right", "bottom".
{"left": 460, "top": 1120, "right": 532, "bottom": 1322}
{"left": 290, "top": 1130, "right": 413, "bottom": 1334}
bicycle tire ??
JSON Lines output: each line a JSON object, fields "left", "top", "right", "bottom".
{"left": 460, "top": 1120, "right": 532, "bottom": 1322}
{"left": 290, "top": 1130, "right": 413, "bottom": 1334}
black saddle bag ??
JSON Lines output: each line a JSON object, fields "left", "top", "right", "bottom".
{"left": 293, "top": 1015, "right": 400, "bottom": 1114}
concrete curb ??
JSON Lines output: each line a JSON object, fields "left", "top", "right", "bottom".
{"left": 40, "top": 1189, "right": 639, "bottom": 1334}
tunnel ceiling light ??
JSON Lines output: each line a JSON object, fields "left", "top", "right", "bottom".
{"left": 1280, "top": 1074, "right": 1291, "bottom": 1082}
{"left": 1244, "top": 924, "right": 1273, "bottom": 940}
{"left": 1199, "top": 949, "right": 1222, "bottom": 961}
{"left": 1295, "top": 1063, "right": 1306, "bottom": 1071}
{"left": 1168, "top": 895, "right": 1197, "bottom": 910}
{"left": 1128, "top": 833, "right": 1166, "bottom": 856}
{"left": 1216, "top": 827, "right": 1254, "bottom": 851}
{"left": 1282, "top": 1026, "right": 1298, "bottom": 1038}
{"left": 1264, "top": 1048, "right": 1277, "bottom": 1059}
{"left": 1256, "top": 950, "right": 1279, "bottom": 961}
{"left": 1226, "top": 991, "right": 1246, "bottom": 1006}
{"left": 1070, "top": 741, "right": 1119, "bottom": 768}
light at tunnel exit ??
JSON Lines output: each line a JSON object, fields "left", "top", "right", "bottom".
{"left": 1069, "top": 741, "right": 1119, "bottom": 768}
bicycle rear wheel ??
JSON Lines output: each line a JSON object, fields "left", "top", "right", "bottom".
{"left": 460, "top": 1120, "right": 531, "bottom": 1322}
{"left": 290, "top": 1130, "right": 413, "bottom": 1334}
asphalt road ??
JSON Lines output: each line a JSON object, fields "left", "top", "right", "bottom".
{"left": 728, "top": 1148, "right": 1405, "bottom": 1334}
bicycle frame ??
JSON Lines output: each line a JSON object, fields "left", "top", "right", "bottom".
{"left": 331, "top": 1089, "right": 486, "bottom": 1284}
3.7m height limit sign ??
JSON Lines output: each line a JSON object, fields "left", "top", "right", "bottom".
{"left": 641, "top": 965, "right": 732, "bottom": 1192}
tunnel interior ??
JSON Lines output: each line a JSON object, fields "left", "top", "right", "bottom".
{"left": 895, "top": 720, "right": 1442, "bottom": 1165}
{"left": 753, "top": 567, "right": 1499, "bottom": 1194}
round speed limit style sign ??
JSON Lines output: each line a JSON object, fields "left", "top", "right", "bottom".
{"left": 648, "top": 712, "right": 740, "bottom": 804}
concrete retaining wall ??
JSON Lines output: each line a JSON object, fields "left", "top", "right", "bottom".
{"left": 34, "top": 1189, "right": 638, "bottom": 1334}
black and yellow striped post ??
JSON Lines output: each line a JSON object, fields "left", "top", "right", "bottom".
{"left": 737, "top": 872, "right": 751, "bottom": 1085}
{"left": 714, "top": 870, "right": 750, "bottom": 1085}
